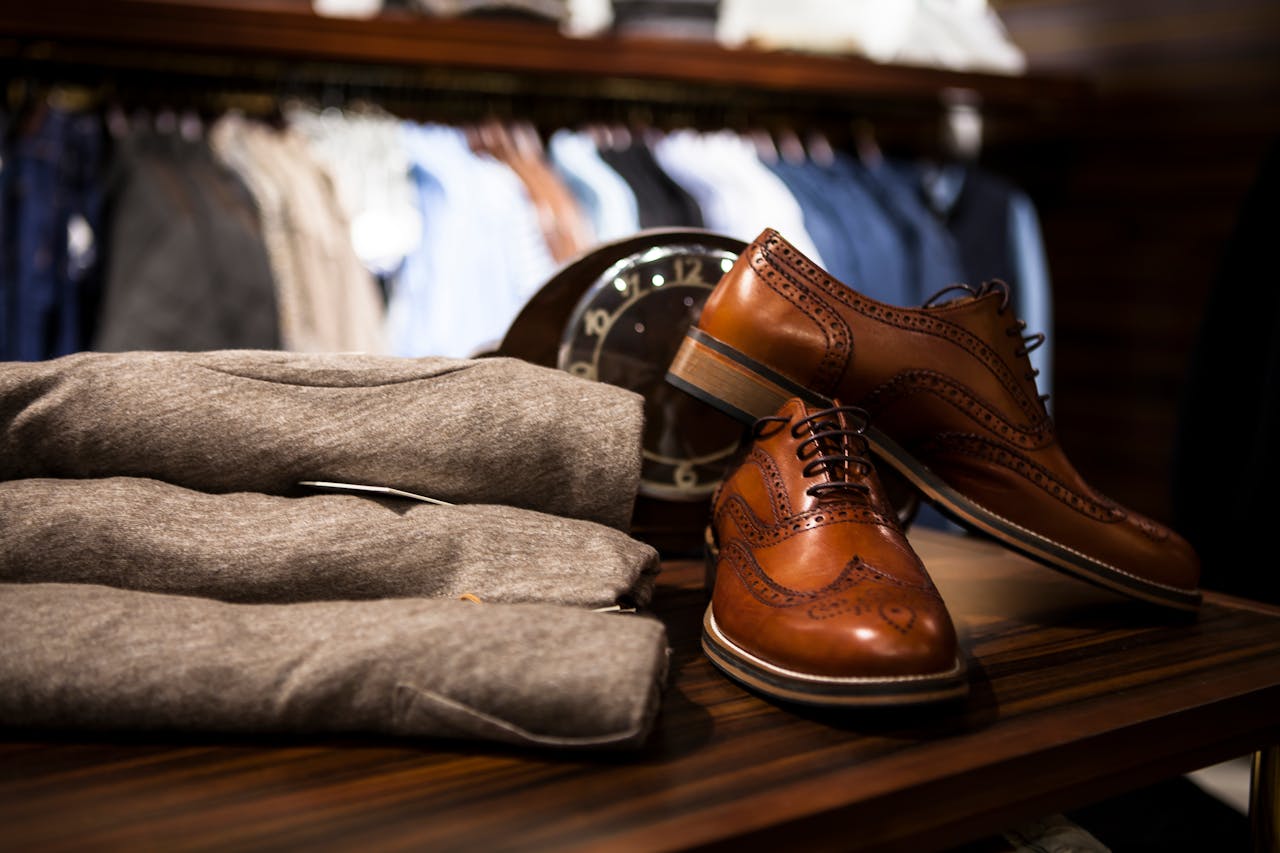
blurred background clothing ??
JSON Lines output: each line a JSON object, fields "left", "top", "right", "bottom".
{"left": 0, "top": 105, "right": 1051, "bottom": 366}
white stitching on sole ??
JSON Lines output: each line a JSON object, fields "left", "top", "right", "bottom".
{"left": 705, "top": 608, "right": 965, "bottom": 685}
{"left": 867, "top": 428, "right": 1198, "bottom": 598}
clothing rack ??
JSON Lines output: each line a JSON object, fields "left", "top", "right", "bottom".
{"left": 1, "top": 59, "right": 945, "bottom": 146}
{"left": 1, "top": 2, "right": 1078, "bottom": 374}
{"left": 0, "top": 0, "right": 1091, "bottom": 158}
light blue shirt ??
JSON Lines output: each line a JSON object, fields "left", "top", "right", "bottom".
{"left": 917, "top": 163, "right": 1053, "bottom": 401}
{"left": 548, "top": 129, "right": 641, "bottom": 244}
{"left": 1009, "top": 188, "right": 1053, "bottom": 405}
{"left": 388, "top": 123, "right": 555, "bottom": 358}
{"left": 651, "top": 130, "right": 827, "bottom": 267}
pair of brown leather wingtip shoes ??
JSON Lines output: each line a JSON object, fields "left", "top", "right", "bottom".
{"left": 670, "top": 227, "right": 1202, "bottom": 709}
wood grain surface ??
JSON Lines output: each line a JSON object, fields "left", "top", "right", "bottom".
{"left": 2, "top": 528, "right": 1278, "bottom": 852}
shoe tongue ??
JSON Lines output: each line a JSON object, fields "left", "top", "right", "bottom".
{"left": 921, "top": 286, "right": 1048, "bottom": 415}
{"left": 925, "top": 287, "right": 1008, "bottom": 342}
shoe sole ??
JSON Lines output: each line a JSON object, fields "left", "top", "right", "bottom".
{"left": 669, "top": 328, "right": 1203, "bottom": 612}
{"left": 702, "top": 606, "right": 969, "bottom": 707}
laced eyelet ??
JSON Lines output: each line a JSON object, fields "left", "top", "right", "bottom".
{"left": 776, "top": 405, "right": 875, "bottom": 500}
{"left": 752, "top": 415, "right": 790, "bottom": 440}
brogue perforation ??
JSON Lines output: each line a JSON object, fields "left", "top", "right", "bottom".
{"left": 921, "top": 432, "right": 1127, "bottom": 522}
{"left": 760, "top": 233, "right": 1043, "bottom": 423}
{"left": 862, "top": 369, "right": 1053, "bottom": 448}
{"left": 717, "top": 494, "right": 898, "bottom": 549}
{"left": 746, "top": 246, "right": 852, "bottom": 392}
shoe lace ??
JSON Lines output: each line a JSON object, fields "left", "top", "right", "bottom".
{"left": 753, "top": 405, "right": 874, "bottom": 498}
{"left": 923, "top": 279, "right": 1050, "bottom": 405}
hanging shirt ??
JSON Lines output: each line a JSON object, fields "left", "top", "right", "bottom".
{"left": 94, "top": 125, "right": 279, "bottom": 352}
{"left": 803, "top": 153, "right": 912, "bottom": 304}
{"left": 598, "top": 140, "right": 704, "bottom": 229}
{"left": 764, "top": 154, "right": 855, "bottom": 285}
{"left": 388, "top": 123, "right": 555, "bottom": 358}
{"left": 651, "top": 129, "right": 826, "bottom": 267}
{"left": 547, "top": 128, "right": 641, "bottom": 244}
{"left": 0, "top": 106, "right": 9, "bottom": 359}
{"left": 841, "top": 152, "right": 966, "bottom": 307}
{"left": 477, "top": 123, "right": 595, "bottom": 265}
{"left": 209, "top": 113, "right": 386, "bottom": 354}
{"left": 287, "top": 103, "right": 421, "bottom": 280}
{"left": 916, "top": 161, "right": 1053, "bottom": 398}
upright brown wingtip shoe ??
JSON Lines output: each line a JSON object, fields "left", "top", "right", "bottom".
{"left": 670, "top": 228, "right": 1202, "bottom": 612}
{"left": 703, "top": 398, "right": 967, "bottom": 707}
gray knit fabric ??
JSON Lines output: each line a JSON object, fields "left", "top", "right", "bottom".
{"left": 0, "top": 477, "right": 660, "bottom": 607}
{"left": 0, "top": 350, "right": 644, "bottom": 531}
{"left": 0, "top": 583, "right": 669, "bottom": 748}
{"left": 0, "top": 350, "right": 667, "bottom": 749}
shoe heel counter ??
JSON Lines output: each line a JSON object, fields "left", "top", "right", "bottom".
{"left": 698, "top": 245, "right": 827, "bottom": 370}
{"left": 695, "top": 243, "right": 767, "bottom": 343}
{"left": 675, "top": 242, "right": 844, "bottom": 414}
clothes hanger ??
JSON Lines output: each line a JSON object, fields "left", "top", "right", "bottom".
{"left": 637, "top": 123, "right": 665, "bottom": 151}
{"left": 805, "top": 127, "right": 836, "bottom": 168}
{"left": 939, "top": 86, "right": 983, "bottom": 165}
{"left": 511, "top": 118, "right": 546, "bottom": 161}
{"left": 179, "top": 108, "right": 204, "bottom": 142}
{"left": 747, "top": 126, "right": 779, "bottom": 165}
{"left": 852, "top": 117, "right": 884, "bottom": 169}
{"left": 610, "top": 123, "right": 633, "bottom": 151}
{"left": 472, "top": 115, "right": 514, "bottom": 160}
{"left": 774, "top": 124, "right": 807, "bottom": 166}
{"left": 582, "top": 121, "right": 609, "bottom": 150}
{"left": 105, "top": 100, "right": 131, "bottom": 140}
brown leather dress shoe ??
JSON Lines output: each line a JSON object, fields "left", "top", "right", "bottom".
{"left": 670, "top": 228, "right": 1201, "bottom": 611}
{"left": 703, "top": 398, "right": 966, "bottom": 706}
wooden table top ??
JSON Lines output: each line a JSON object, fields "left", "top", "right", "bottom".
{"left": 3, "top": 528, "right": 1279, "bottom": 852}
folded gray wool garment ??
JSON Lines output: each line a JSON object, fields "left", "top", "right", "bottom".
{"left": 0, "top": 583, "right": 670, "bottom": 749}
{"left": 0, "top": 477, "right": 660, "bottom": 608}
{"left": 0, "top": 350, "right": 643, "bottom": 531}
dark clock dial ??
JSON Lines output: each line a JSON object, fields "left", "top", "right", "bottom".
{"left": 559, "top": 243, "right": 743, "bottom": 500}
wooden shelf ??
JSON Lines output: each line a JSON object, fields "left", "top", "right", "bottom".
{"left": 0, "top": 0, "right": 1091, "bottom": 112}
{"left": 1, "top": 529, "right": 1277, "bottom": 851}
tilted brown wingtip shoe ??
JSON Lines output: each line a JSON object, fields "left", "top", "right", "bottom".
{"left": 670, "top": 228, "right": 1202, "bottom": 612}
{"left": 702, "top": 398, "right": 967, "bottom": 707}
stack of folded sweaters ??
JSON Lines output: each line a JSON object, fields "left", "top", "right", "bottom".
{"left": 0, "top": 350, "right": 671, "bottom": 750}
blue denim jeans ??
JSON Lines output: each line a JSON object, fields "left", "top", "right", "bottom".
{"left": 0, "top": 108, "right": 13, "bottom": 360}
{"left": 4, "top": 106, "right": 103, "bottom": 361}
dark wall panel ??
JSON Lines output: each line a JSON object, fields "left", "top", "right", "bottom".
{"left": 991, "top": 0, "right": 1280, "bottom": 527}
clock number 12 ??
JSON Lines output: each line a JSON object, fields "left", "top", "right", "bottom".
{"left": 672, "top": 257, "right": 704, "bottom": 285}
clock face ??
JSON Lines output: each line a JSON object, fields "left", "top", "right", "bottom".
{"left": 558, "top": 243, "right": 744, "bottom": 501}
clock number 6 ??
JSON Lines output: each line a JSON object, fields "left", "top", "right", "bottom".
{"left": 674, "top": 462, "right": 698, "bottom": 489}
